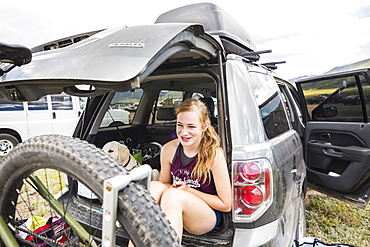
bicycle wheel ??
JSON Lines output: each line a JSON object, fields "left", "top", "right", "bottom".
{"left": 0, "top": 134, "right": 179, "bottom": 247}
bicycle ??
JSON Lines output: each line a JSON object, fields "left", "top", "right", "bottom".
{"left": 0, "top": 134, "right": 180, "bottom": 246}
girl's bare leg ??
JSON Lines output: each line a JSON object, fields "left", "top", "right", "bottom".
{"left": 160, "top": 188, "right": 217, "bottom": 241}
{"left": 149, "top": 180, "right": 169, "bottom": 203}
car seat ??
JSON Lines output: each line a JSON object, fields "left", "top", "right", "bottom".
{"left": 200, "top": 97, "right": 218, "bottom": 128}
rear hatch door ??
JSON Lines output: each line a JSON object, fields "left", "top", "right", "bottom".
{"left": 0, "top": 24, "right": 221, "bottom": 101}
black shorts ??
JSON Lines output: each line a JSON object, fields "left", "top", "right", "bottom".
{"left": 197, "top": 209, "right": 223, "bottom": 236}
{"left": 213, "top": 209, "right": 223, "bottom": 229}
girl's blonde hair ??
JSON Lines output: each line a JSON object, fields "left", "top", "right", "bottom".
{"left": 175, "top": 98, "right": 221, "bottom": 182}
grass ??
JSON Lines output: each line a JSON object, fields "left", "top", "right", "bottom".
{"left": 303, "top": 88, "right": 338, "bottom": 99}
{"left": 303, "top": 87, "right": 361, "bottom": 99}
{"left": 305, "top": 190, "right": 370, "bottom": 246}
{"left": 17, "top": 169, "right": 66, "bottom": 219}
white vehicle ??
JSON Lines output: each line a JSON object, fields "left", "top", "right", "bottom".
{"left": 101, "top": 108, "right": 131, "bottom": 127}
{"left": 0, "top": 93, "right": 85, "bottom": 157}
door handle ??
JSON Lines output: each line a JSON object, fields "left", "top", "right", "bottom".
{"left": 291, "top": 168, "right": 302, "bottom": 182}
{"left": 323, "top": 147, "right": 343, "bottom": 157}
{"left": 321, "top": 133, "right": 330, "bottom": 140}
{"left": 52, "top": 112, "right": 56, "bottom": 119}
{"left": 291, "top": 157, "right": 301, "bottom": 182}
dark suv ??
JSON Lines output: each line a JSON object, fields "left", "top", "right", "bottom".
{"left": 1, "top": 3, "right": 370, "bottom": 247}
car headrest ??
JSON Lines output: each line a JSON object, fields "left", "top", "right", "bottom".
{"left": 200, "top": 97, "right": 215, "bottom": 117}
{"left": 157, "top": 107, "right": 176, "bottom": 121}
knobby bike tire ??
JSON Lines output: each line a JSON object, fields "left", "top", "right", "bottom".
{"left": 0, "top": 134, "right": 180, "bottom": 247}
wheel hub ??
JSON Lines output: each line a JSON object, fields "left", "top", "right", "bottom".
{"left": 0, "top": 140, "right": 13, "bottom": 155}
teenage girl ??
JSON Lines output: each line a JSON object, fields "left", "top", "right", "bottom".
{"left": 150, "top": 98, "right": 231, "bottom": 241}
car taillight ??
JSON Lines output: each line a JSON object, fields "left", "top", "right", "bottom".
{"left": 233, "top": 159, "right": 273, "bottom": 222}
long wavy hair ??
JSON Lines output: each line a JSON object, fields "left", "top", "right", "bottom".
{"left": 175, "top": 98, "right": 221, "bottom": 182}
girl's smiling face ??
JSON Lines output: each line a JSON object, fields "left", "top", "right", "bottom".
{"left": 176, "top": 110, "right": 204, "bottom": 149}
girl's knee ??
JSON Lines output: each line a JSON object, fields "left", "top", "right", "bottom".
{"left": 161, "top": 188, "right": 189, "bottom": 204}
{"left": 150, "top": 181, "right": 168, "bottom": 203}
{"left": 160, "top": 188, "right": 185, "bottom": 210}
{"left": 150, "top": 181, "right": 167, "bottom": 191}
{"left": 162, "top": 187, "right": 179, "bottom": 197}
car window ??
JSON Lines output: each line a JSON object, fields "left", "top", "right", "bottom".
{"left": 100, "top": 89, "right": 143, "bottom": 128}
{"left": 362, "top": 76, "right": 370, "bottom": 121}
{"left": 28, "top": 96, "right": 48, "bottom": 110}
{"left": 51, "top": 95, "right": 73, "bottom": 110}
{"left": 300, "top": 74, "right": 369, "bottom": 122}
{"left": 79, "top": 97, "right": 87, "bottom": 110}
{"left": 249, "top": 72, "right": 290, "bottom": 139}
{"left": 278, "top": 85, "right": 292, "bottom": 124}
{"left": 0, "top": 98, "right": 24, "bottom": 111}
{"left": 150, "top": 90, "right": 217, "bottom": 125}
{"left": 153, "top": 90, "right": 184, "bottom": 124}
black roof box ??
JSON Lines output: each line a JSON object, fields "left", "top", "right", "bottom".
{"left": 155, "top": 3, "right": 256, "bottom": 54}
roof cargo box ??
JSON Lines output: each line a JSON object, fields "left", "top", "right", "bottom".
{"left": 155, "top": 3, "right": 256, "bottom": 54}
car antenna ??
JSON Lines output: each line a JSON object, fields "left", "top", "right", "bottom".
{"left": 240, "top": 49, "right": 272, "bottom": 62}
{"left": 261, "top": 61, "right": 286, "bottom": 70}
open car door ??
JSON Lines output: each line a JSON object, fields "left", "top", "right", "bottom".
{"left": 0, "top": 24, "right": 220, "bottom": 102}
{"left": 296, "top": 68, "right": 370, "bottom": 207}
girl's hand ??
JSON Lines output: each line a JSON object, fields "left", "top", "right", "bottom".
{"left": 171, "top": 181, "right": 187, "bottom": 189}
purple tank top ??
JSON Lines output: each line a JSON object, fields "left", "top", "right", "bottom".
{"left": 171, "top": 144, "right": 217, "bottom": 195}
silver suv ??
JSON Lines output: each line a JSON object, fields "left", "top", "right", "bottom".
{"left": 1, "top": 3, "right": 369, "bottom": 247}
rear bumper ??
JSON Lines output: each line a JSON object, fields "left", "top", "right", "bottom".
{"left": 232, "top": 220, "right": 278, "bottom": 247}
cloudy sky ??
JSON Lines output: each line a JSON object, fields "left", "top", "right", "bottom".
{"left": 2, "top": 0, "right": 370, "bottom": 79}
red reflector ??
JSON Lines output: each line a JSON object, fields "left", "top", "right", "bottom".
{"left": 241, "top": 162, "right": 261, "bottom": 181}
{"left": 240, "top": 204, "right": 256, "bottom": 215}
{"left": 264, "top": 168, "right": 271, "bottom": 199}
{"left": 242, "top": 186, "right": 263, "bottom": 207}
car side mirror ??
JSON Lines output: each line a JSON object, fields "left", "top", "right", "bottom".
{"left": 323, "top": 107, "right": 337, "bottom": 117}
